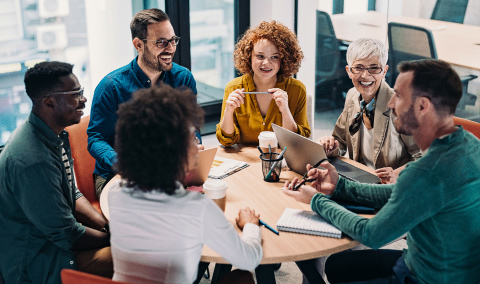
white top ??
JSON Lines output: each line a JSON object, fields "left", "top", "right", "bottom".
{"left": 360, "top": 123, "right": 374, "bottom": 169}
{"left": 108, "top": 180, "right": 263, "bottom": 284}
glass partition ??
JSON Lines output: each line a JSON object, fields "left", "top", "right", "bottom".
{"left": 312, "top": 0, "right": 480, "bottom": 121}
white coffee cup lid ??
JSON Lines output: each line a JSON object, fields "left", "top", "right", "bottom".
{"left": 258, "top": 131, "right": 276, "bottom": 140}
{"left": 203, "top": 179, "right": 227, "bottom": 199}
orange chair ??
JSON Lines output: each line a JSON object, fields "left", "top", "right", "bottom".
{"left": 65, "top": 115, "right": 101, "bottom": 212}
{"left": 453, "top": 116, "right": 480, "bottom": 139}
{"left": 61, "top": 269, "right": 130, "bottom": 284}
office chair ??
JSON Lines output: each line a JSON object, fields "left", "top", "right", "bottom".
{"left": 388, "top": 22, "right": 478, "bottom": 111}
{"left": 65, "top": 115, "right": 101, "bottom": 213}
{"left": 453, "top": 116, "right": 480, "bottom": 139}
{"left": 61, "top": 269, "right": 130, "bottom": 284}
{"left": 431, "top": 0, "right": 470, "bottom": 24}
{"left": 315, "top": 10, "right": 350, "bottom": 110}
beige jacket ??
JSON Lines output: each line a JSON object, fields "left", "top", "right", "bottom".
{"left": 331, "top": 80, "right": 421, "bottom": 169}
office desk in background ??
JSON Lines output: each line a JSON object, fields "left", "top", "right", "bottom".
{"left": 101, "top": 145, "right": 375, "bottom": 284}
{"left": 331, "top": 11, "right": 480, "bottom": 71}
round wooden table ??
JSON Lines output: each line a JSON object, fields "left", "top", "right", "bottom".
{"left": 101, "top": 145, "right": 374, "bottom": 284}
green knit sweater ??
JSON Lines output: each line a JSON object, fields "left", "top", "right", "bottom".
{"left": 311, "top": 127, "right": 480, "bottom": 284}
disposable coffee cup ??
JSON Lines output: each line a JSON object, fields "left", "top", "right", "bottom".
{"left": 258, "top": 131, "right": 278, "bottom": 155}
{"left": 203, "top": 179, "right": 227, "bottom": 211}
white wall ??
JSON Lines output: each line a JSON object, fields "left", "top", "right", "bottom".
{"left": 250, "top": 0, "right": 295, "bottom": 30}
{"left": 84, "top": 0, "right": 134, "bottom": 114}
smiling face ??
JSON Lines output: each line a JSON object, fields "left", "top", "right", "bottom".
{"left": 49, "top": 74, "right": 86, "bottom": 129}
{"left": 251, "top": 39, "right": 281, "bottom": 84}
{"left": 140, "top": 21, "right": 176, "bottom": 73}
{"left": 388, "top": 71, "right": 419, "bottom": 135}
{"left": 346, "top": 55, "right": 388, "bottom": 102}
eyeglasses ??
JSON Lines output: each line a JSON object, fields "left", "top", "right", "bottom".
{"left": 349, "top": 66, "right": 383, "bottom": 75}
{"left": 142, "top": 36, "right": 180, "bottom": 48}
{"left": 47, "top": 87, "right": 85, "bottom": 100}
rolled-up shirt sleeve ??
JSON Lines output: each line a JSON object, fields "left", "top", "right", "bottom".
{"left": 202, "top": 201, "right": 263, "bottom": 271}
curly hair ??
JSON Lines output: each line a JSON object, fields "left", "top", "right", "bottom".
{"left": 234, "top": 20, "right": 304, "bottom": 79}
{"left": 114, "top": 85, "right": 204, "bottom": 194}
{"left": 24, "top": 61, "right": 73, "bottom": 102}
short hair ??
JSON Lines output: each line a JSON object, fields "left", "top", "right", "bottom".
{"left": 130, "top": 8, "right": 170, "bottom": 40}
{"left": 24, "top": 61, "right": 73, "bottom": 102}
{"left": 114, "top": 85, "right": 204, "bottom": 194}
{"left": 346, "top": 38, "right": 388, "bottom": 66}
{"left": 234, "top": 20, "right": 304, "bottom": 79}
{"left": 398, "top": 59, "right": 462, "bottom": 115}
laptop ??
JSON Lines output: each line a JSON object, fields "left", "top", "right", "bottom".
{"left": 184, "top": 147, "right": 218, "bottom": 186}
{"left": 271, "top": 123, "right": 380, "bottom": 184}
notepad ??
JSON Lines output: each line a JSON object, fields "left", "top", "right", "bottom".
{"left": 276, "top": 208, "right": 342, "bottom": 238}
{"left": 208, "top": 156, "right": 249, "bottom": 179}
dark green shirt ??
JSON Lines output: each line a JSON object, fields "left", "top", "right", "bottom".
{"left": 311, "top": 127, "right": 480, "bottom": 284}
{"left": 0, "top": 112, "right": 86, "bottom": 284}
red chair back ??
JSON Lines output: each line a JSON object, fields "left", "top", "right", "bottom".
{"left": 453, "top": 116, "right": 480, "bottom": 139}
{"left": 65, "top": 115, "right": 100, "bottom": 212}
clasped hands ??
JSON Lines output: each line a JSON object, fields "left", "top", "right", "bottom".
{"left": 318, "top": 136, "right": 399, "bottom": 184}
{"left": 283, "top": 161, "right": 339, "bottom": 204}
{"left": 225, "top": 88, "right": 289, "bottom": 113}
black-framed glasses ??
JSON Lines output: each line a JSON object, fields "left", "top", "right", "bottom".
{"left": 349, "top": 66, "right": 383, "bottom": 74}
{"left": 142, "top": 36, "right": 180, "bottom": 48}
{"left": 47, "top": 87, "right": 85, "bottom": 100}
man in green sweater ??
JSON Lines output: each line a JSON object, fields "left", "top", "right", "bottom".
{"left": 284, "top": 59, "right": 480, "bottom": 284}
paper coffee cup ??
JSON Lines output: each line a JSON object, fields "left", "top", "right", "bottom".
{"left": 203, "top": 179, "right": 227, "bottom": 211}
{"left": 258, "top": 131, "right": 278, "bottom": 154}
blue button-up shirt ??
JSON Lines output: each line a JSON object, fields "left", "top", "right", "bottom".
{"left": 87, "top": 57, "right": 197, "bottom": 178}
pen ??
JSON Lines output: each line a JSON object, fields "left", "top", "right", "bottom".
{"left": 259, "top": 219, "right": 279, "bottom": 235}
{"left": 268, "top": 144, "right": 272, "bottom": 161}
{"left": 265, "top": 147, "right": 287, "bottom": 180}
{"left": 257, "top": 146, "right": 267, "bottom": 159}
{"left": 243, "top": 92, "right": 272, "bottom": 94}
{"left": 293, "top": 158, "right": 328, "bottom": 190}
{"left": 293, "top": 178, "right": 317, "bottom": 191}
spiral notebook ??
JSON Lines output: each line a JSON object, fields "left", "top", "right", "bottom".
{"left": 276, "top": 208, "right": 342, "bottom": 238}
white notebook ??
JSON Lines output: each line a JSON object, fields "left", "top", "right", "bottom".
{"left": 208, "top": 156, "right": 249, "bottom": 179}
{"left": 276, "top": 208, "right": 342, "bottom": 238}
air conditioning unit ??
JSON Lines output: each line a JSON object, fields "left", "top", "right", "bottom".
{"left": 36, "top": 24, "right": 68, "bottom": 50}
{"left": 38, "top": 0, "right": 70, "bottom": 18}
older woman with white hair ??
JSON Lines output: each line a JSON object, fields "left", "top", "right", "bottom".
{"left": 319, "top": 38, "right": 420, "bottom": 184}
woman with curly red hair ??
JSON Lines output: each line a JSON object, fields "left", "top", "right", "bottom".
{"left": 216, "top": 20, "right": 310, "bottom": 146}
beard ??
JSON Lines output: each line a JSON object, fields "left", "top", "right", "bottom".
{"left": 141, "top": 44, "right": 174, "bottom": 73}
{"left": 393, "top": 104, "right": 419, "bottom": 135}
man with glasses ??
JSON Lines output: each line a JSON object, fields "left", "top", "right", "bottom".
{"left": 0, "top": 61, "right": 112, "bottom": 283}
{"left": 286, "top": 59, "right": 480, "bottom": 284}
{"left": 87, "top": 8, "right": 199, "bottom": 198}
{"left": 318, "top": 38, "right": 420, "bottom": 184}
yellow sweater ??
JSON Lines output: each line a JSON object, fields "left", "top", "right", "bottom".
{"left": 216, "top": 73, "right": 310, "bottom": 146}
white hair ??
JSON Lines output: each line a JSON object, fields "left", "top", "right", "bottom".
{"left": 346, "top": 38, "right": 388, "bottom": 66}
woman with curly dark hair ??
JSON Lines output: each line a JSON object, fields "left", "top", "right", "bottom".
{"left": 108, "top": 85, "right": 263, "bottom": 283}
{"left": 216, "top": 20, "right": 310, "bottom": 147}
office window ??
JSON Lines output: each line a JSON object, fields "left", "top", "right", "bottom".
{"left": 0, "top": 0, "right": 90, "bottom": 145}
{"left": 189, "top": 1, "right": 234, "bottom": 107}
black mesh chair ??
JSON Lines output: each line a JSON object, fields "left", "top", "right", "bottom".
{"left": 315, "top": 10, "right": 350, "bottom": 110}
{"left": 388, "top": 22, "right": 477, "bottom": 111}
{"left": 431, "top": 0, "right": 470, "bottom": 24}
